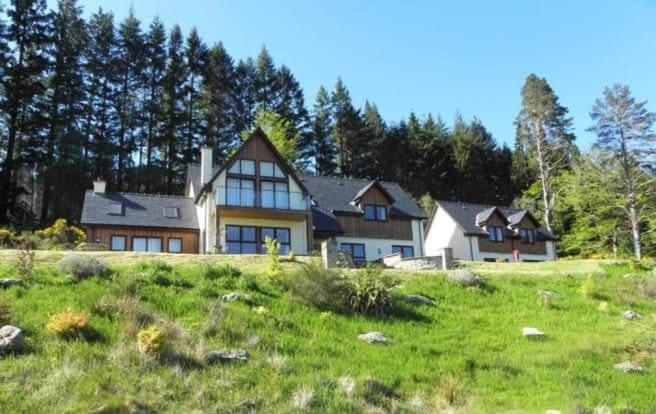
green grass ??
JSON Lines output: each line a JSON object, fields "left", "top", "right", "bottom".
{"left": 0, "top": 251, "right": 655, "bottom": 412}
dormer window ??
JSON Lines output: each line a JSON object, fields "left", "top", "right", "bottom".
{"left": 487, "top": 226, "right": 504, "bottom": 242}
{"left": 364, "top": 204, "right": 387, "bottom": 222}
{"left": 108, "top": 202, "right": 122, "bottom": 215}
{"left": 228, "top": 159, "right": 255, "bottom": 175}
{"left": 260, "top": 161, "right": 285, "bottom": 178}
{"left": 163, "top": 207, "right": 179, "bottom": 218}
{"left": 519, "top": 228, "right": 535, "bottom": 244}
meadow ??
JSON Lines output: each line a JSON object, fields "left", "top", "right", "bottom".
{"left": 0, "top": 251, "right": 654, "bottom": 413}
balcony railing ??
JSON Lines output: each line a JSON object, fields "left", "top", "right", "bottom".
{"left": 216, "top": 187, "right": 310, "bottom": 211}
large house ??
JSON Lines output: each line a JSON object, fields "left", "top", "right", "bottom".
{"left": 424, "top": 201, "right": 556, "bottom": 262}
{"left": 81, "top": 129, "right": 426, "bottom": 261}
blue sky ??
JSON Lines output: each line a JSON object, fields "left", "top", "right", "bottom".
{"left": 52, "top": 0, "right": 656, "bottom": 148}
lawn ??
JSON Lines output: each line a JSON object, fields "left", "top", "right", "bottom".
{"left": 0, "top": 251, "right": 654, "bottom": 412}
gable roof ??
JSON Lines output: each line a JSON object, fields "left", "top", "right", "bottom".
{"left": 81, "top": 191, "right": 198, "bottom": 230}
{"left": 300, "top": 175, "right": 426, "bottom": 234}
{"left": 475, "top": 206, "right": 506, "bottom": 226}
{"left": 194, "top": 128, "right": 308, "bottom": 203}
{"left": 352, "top": 180, "right": 396, "bottom": 204}
{"left": 186, "top": 163, "right": 220, "bottom": 196}
{"left": 432, "top": 200, "right": 556, "bottom": 241}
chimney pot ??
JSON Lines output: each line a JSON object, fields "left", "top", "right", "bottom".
{"left": 93, "top": 179, "right": 106, "bottom": 194}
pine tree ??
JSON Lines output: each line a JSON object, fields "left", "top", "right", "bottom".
{"left": 331, "top": 78, "right": 364, "bottom": 177}
{"left": 360, "top": 101, "right": 386, "bottom": 179}
{"left": 311, "top": 86, "right": 336, "bottom": 176}
{"left": 276, "top": 65, "right": 310, "bottom": 169}
{"left": 510, "top": 131, "right": 535, "bottom": 198}
{"left": 233, "top": 58, "right": 257, "bottom": 134}
{"left": 40, "top": 0, "right": 87, "bottom": 224}
{"left": 254, "top": 47, "right": 279, "bottom": 111}
{"left": 182, "top": 27, "right": 207, "bottom": 164}
{"left": 161, "top": 24, "right": 187, "bottom": 194}
{"left": 0, "top": 0, "right": 51, "bottom": 224}
{"left": 422, "top": 114, "right": 453, "bottom": 201}
{"left": 516, "top": 74, "right": 575, "bottom": 231}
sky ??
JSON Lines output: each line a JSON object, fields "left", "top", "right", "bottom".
{"left": 48, "top": 0, "right": 656, "bottom": 148}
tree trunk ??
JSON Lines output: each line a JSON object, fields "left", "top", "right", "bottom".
{"left": 533, "top": 118, "right": 552, "bottom": 231}
{"left": 628, "top": 193, "right": 642, "bottom": 260}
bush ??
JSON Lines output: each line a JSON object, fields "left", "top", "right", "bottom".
{"left": 47, "top": 311, "right": 88, "bottom": 338}
{"left": 36, "top": 218, "right": 86, "bottom": 248}
{"left": 343, "top": 265, "right": 398, "bottom": 316}
{"left": 283, "top": 259, "right": 343, "bottom": 309}
{"left": 200, "top": 263, "right": 241, "bottom": 280}
{"left": 57, "top": 254, "right": 108, "bottom": 280}
{"left": 0, "top": 301, "right": 12, "bottom": 325}
{"left": 287, "top": 250, "right": 296, "bottom": 262}
{"left": 264, "top": 237, "right": 283, "bottom": 283}
{"left": 0, "top": 228, "right": 17, "bottom": 247}
{"left": 447, "top": 268, "right": 485, "bottom": 288}
{"left": 579, "top": 274, "right": 603, "bottom": 299}
{"left": 16, "top": 246, "right": 35, "bottom": 279}
{"left": 137, "top": 325, "right": 166, "bottom": 355}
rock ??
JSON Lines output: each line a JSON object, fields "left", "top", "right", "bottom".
{"left": 206, "top": 349, "right": 249, "bottom": 364}
{"left": 537, "top": 290, "right": 559, "bottom": 299}
{"left": 406, "top": 295, "right": 434, "bottom": 306}
{"left": 0, "top": 325, "right": 25, "bottom": 355}
{"left": 623, "top": 310, "right": 643, "bottom": 320}
{"left": 545, "top": 410, "right": 562, "bottom": 414}
{"left": 522, "top": 327, "right": 545, "bottom": 338}
{"left": 357, "top": 331, "right": 390, "bottom": 344}
{"left": 0, "top": 279, "right": 22, "bottom": 289}
{"left": 613, "top": 361, "right": 644, "bottom": 373}
{"left": 221, "top": 292, "right": 253, "bottom": 304}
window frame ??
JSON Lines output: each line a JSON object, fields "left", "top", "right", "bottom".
{"left": 108, "top": 202, "right": 122, "bottom": 216}
{"left": 167, "top": 237, "right": 183, "bottom": 253}
{"left": 163, "top": 206, "right": 179, "bottom": 218}
{"left": 519, "top": 228, "right": 535, "bottom": 244}
{"left": 227, "top": 159, "right": 256, "bottom": 176}
{"left": 131, "top": 236, "right": 163, "bottom": 252}
{"left": 363, "top": 204, "right": 388, "bottom": 222}
{"left": 487, "top": 226, "right": 505, "bottom": 242}
{"left": 261, "top": 227, "right": 291, "bottom": 255}
{"left": 225, "top": 225, "right": 258, "bottom": 254}
{"left": 392, "top": 245, "right": 414, "bottom": 258}
{"left": 110, "top": 235, "right": 127, "bottom": 251}
{"left": 341, "top": 243, "right": 366, "bottom": 264}
{"left": 226, "top": 178, "right": 256, "bottom": 207}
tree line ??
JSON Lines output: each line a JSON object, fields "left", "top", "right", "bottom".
{"left": 1, "top": 1, "right": 655, "bottom": 258}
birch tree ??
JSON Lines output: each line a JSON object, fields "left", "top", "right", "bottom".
{"left": 588, "top": 84, "right": 656, "bottom": 260}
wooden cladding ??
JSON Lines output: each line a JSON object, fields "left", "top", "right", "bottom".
{"left": 86, "top": 226, "right": 199, "bottom": 254}
{"left": 336, "top": 214, "right": 413, "bottom": 240}
{"left": 477, "top": 215, "right": 547, "bottom": 255}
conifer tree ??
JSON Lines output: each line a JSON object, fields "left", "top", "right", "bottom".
{"left": 360, "top": 101, "right": 386, "bottom": 179}
{"left": 311, "top": 86, "right": 336, "bottom": 176}
{"left": 233, "top": 57, "right": 257, "bottom": 134}
{"left": 276, "top": 65, "right": 310, "bottom": 169}
{"left": 182, "top": 27, "right": 207, "bottom": 164}
{"left": 330, "top": 78, "right": 364, "bottom": 177}
{"left": 254, "top": 47, "right": 279, "bottom": 111}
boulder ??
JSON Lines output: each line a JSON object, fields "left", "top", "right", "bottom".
{"left": 406, "top": 295, "right": 434, "bottom": 306}
{"left": 613, "top": 361, "right": 644, "bottom": 373}
{"left": 357, "top": 331, "right": 390, "bottom": 344}
{"left": 522, "top": 327, "right": 545, "bottom": 338}
{"left": 206, "top": 349, "right": 249, "bottom": 364}
{"left": 221, "top": 292, "right": 253, "bottom": 304}
{"left": 623, "top": 310, "right": 643, "bottom": 320}
{"left": 0, "top": 279, "right": 23, "bottom": 289}
{"left": 0, "top": 325, "right": 25, "bottom": 355}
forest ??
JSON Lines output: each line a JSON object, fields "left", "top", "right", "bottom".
{"left": 1, "top": 0, "right": 655, "bottom": 258}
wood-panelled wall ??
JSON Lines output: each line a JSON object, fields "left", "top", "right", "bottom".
{"left": 86, "top": 226, "right": 200, "bottom": 254}
{"left": 477, "top": 214, "right": 547, "bottom": 255}
{"left": 335, "top": 214, "right": 413, "bottom": 240}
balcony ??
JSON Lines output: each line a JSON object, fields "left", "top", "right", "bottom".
{"left": 216, "top": 187, "right": 310, "bottom": 211}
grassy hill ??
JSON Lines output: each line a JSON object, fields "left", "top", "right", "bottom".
{"left": 0, "top": 251, "right": 654, "bottom": 412}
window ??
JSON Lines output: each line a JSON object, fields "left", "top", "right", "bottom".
{"left": 341, "top": 243, "right": 366, "bottom": 264}
{"left": 225, "top": 225, "right": 257, "bottom": 254}
{"left": 163, "top": 207, "right": 179, "bottom": 218}
{"left": 110, "top": 235, "right": 126, "bottom": 251}
{"left": 519, "top": 228, "right": 535, "bottom": 244}
{"left": 364, "top": 204, "right": 387, "bottom": 221}
{"left": 259, "top": 161, "right": 285, "bottom": 178}
{"left": 260, "top": 181, "right": 289, "bottom": 209}
{"left": 132, "top": 237, "right": 162, "bottom": 252}
{"left": 228, "top": 159, "right": 255, "bottom": 175}
{"left": 168, "top": 238, "right": 182, "bottom": 253}
{"left": 108, "top": 202, "right": 122, "bottom": 215}
{"left": 487, "top": 226, "right": 504, "bottom": 242}
{"left": 226, "top": 178, "right": 255, "bottom": 207}
{"left": 261, "top": 228, "right": 291, "bottom": 255}
{"left": 392, "top": 245, "right": 414, "bottom": 258}
{"left": 274, "top": 164, "right": 285, "bottom": 178}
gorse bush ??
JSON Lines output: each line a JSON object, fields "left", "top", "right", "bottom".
{"left": 283, "top": 259, "right": 343, "bottom": 309}
{"left": 447, "top": 268, "right": 485, "bottom": 288}
{"left": 579, "top": 274, "right": 603, "bottom": 299}
{"left": 35, "top": 218, "right": 86, "bottom": 248}
{"left": 264, "top": 237, "right": 284, "bottom": 283}
{"left": 137, "top": 325, "right": 166, "bottom": 355}
{"left": 0, "top": 228, "right": 17, "bottom": 247}
{"left": 47, "top": 310, "right": 88, "bottom": 338}
{"left": 343, "top": 265, "right": 398, "bottom": 316}
{"left": 57, "top": 254, "right": 108, "bottom": 280}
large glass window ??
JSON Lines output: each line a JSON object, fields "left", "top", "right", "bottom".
{"left": 226, "top": 225, "right": 257, "bottom": 254}
{"left": 341, "top": 243, "right": 366, "bottom": 264}
{"left": 261, "top": 181, "right": 289, "bottom": 209}
{"left": 519, "top": 228, "right": 535, "bottom": 244}
{"left": 260, "top": 161, "right": 274, "bottom": 177}
{"left": 487, "top": 226, "right": 504, "bottom": 242}
{"left": 110, "top": 235, "right": 126, "bottom": 251}
{"left": 226, "top": 178, "right": 255, "bottom": 207}
{"left": 364, "top": 204, "right": 387, "bottom": 221}
{"left": 392, "top": 245, "right": 414, "bottom": 258}
{"left": 261, "top": 228, "right": 291, "bottom": 255}
{"left": 168, "top": 238, "right": 182, "bottom": 253}
{"left": 228, "top": 159, "right": 255, "bottom": 175}
{"left": 132, "top": 237, "right": 162, "bottom": 252}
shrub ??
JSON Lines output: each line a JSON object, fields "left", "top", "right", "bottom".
{"left": 264, "top": 237, "right": 283, "bottom": 283}
{"left": 0, "top": 228, "right": 17, "bottom": 247}
{"left": 579, "top": 274, "right": 603, "bottom": 299}
{"left": 57, "top": 254, "right": 108, "bottom": 280}
{"left": 47, "top": 311, "right": 88, "bottom": 338}
{"left": 447, "top": 268, "right": 485, "bottom": 288}
{"left": 137, "top": 325, "right": 166, "bottom": 355}
{"left": 436, "top": 375, "right": 467, "bottom": 407}
{"left": 287, "top": 250, "right": 296, "bottom": 262}
{"left": 283, "top": 259, "right": 343, "bottom": 309}
{"left": 36, "top": 218, "right": 86, "bottom": 248}
{"left": 0, "top": 301, "right": 12, "bottom": 325}
{"left": 200, "top": 263, "right": 241, "bottom": 280}
{"left": 15, "top": 246, "right": 35, "bottom": 279}
{"left": 343, "top": 265, "right": 398, "bottom": 316}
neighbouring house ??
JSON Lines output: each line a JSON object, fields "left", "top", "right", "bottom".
{"left": 81, "top": 129, "right": 426, "bottom": 261}
{"left": 424, "top": 201, "right": 556, "bottom": 262}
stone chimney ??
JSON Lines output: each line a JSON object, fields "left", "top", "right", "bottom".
{"left": 93, "top": 179, "right": 106, "bottom": 194}
{"left": 200, "top": 146, "right": 213, "bottom": 186}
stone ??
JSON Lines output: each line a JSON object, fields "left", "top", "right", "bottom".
{"left": 357, "top": 331, "right": 390, "bottom": 344}
{"left": 537, "top": 290, "right": 559, "bottom": 299}
{"left": 0, "top": 325, "right": 25, "bottom": 355}
{"left": 545, "top": 410, "right": 562, "bottom": 414}
{"left": 623, "top": 310, "right": 643, "bottom": 320}
{"left": 206, "top": 349, "right": 249, "bottom": 364}
{"left": 522, "top": 327, "right": 545, "bottom": 338}
{"left": 406, "top": 295, "right": 434, "bottom": 306}
{"left": 221, "top": 292, "right": 253, "bottom": 304}
{"left": 613, "top": 361, "right": 645, "bottom": 373}
{"left": 0, "top": 279, "right": 22, "bottom": 289}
